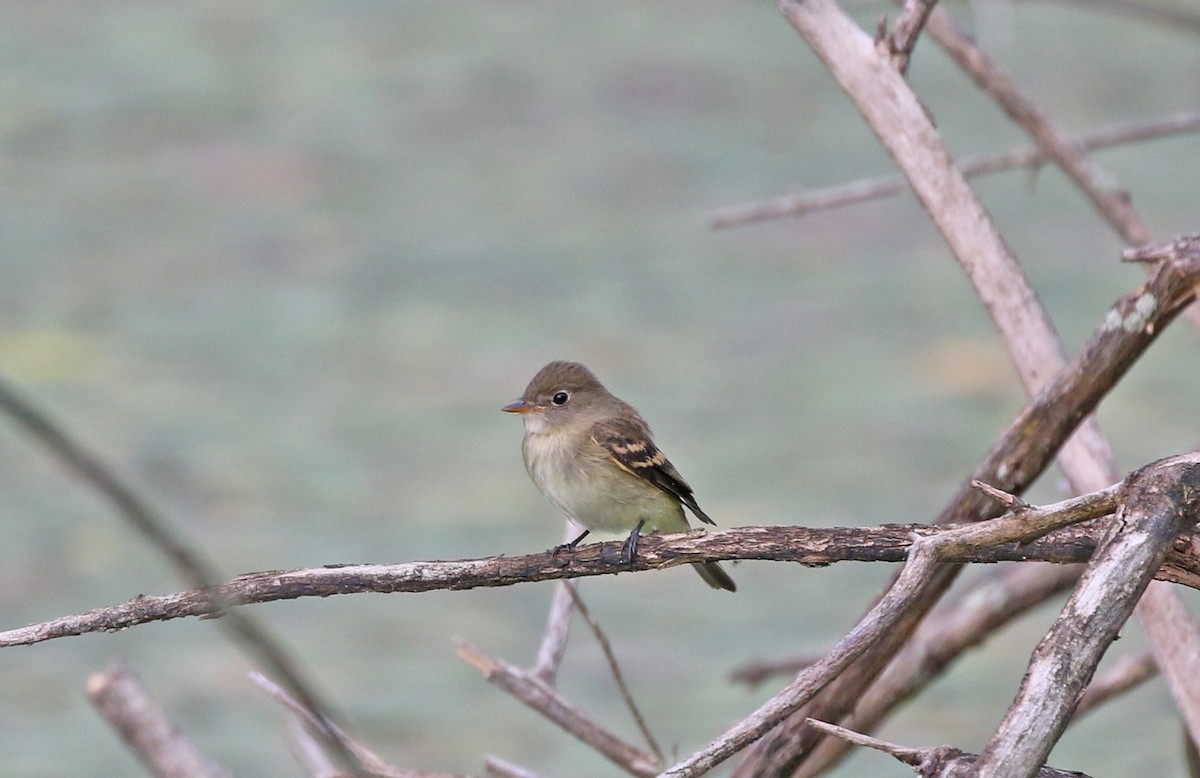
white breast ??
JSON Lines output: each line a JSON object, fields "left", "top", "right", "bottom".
{"left": 521, "top": 424, "right": 685, "bottom": 535}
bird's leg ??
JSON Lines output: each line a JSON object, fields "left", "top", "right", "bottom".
{"left": 621, "top": 520, "right": 646, "bottom": 564}
{"left": 551, "top": 529, "right": 590, "bottom": 556}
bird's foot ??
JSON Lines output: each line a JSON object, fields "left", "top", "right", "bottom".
{"left": 548, "top": 529, "right": 591, "bottom": 563}
{"left": 620, "top": 520, "right": 646, "bottom": 564}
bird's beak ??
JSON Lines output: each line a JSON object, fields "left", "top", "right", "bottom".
{"left": 502, "top": 399, "right": 537, "bottom": 414}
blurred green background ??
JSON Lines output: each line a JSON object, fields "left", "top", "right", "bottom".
{"left": 0, "top": 2, "right": 1197, "bottom": 776}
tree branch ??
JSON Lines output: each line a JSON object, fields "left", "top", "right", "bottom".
{"left": 977, "top": 453, "right": 1200, "bottom": 773}
{"left": 11, "top": 498, "right": 1200, "bottom": 650}
{"left": 0, "top": 375, "right": 364, "bottom": 773}
{"left": 249, "top": 672, "right": 451, "bottom": 778}
{"left": 805, "top": 718, "right": 1091, "bottom": 777}
{"left": 708, "top": 111, "right": 1200, "bottom": 229}
{"left": 885, "top": 0, "right": 940, "bottom": 73}
{"left": 483, "top": 757, "right": 543, "bottom": 778}
{"left": 662, "top": 527, "right": 947, "bottom": 776}
{"left": 793, "top": 562, "right": 1080, "bottom": 776}
{"left": 87, "top": 662, "right": 234, "bottom": 778}
{"left": 456, "top": 641, "right": 659, "bottom": 777}
{"left": 660, "top": 473, "right": 1184, "bottom": 776}
{"left": 1028, "top": 0, "right": 1200, "bottom": 36}
{"left": 742, "top": 9, "right": 1200, "bottom": 755}
{"left": 1073, "top": 652, "right": 1157, "bottom": 720}
{"left": 925, "top": 6, "right": 1151, "bottom": 245}
{"left": 563, "top": 583, "right": 663, "bottom": 763}
{"left": 530, "top": 522, "right": 585, "bottom": 686}
{"left": 739, "top": 2, "right": 1199, "bottom": 774}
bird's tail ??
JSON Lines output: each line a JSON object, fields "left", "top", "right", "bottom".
{"left": 692, "top": 560, "right": 736, "bottom": 592}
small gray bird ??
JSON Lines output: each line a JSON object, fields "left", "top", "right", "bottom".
{"left": 503, "top": 361, "right": 735, "bottom": 592}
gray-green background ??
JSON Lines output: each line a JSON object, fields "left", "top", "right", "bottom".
{"left": 1, "top": 2, "right": 1197, "bottom": 776}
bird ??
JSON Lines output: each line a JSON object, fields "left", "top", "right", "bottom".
{"left": 502, "top": 360, "right": 735, "bottom": 592}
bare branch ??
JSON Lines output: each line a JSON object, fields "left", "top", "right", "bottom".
{"left": 12, "top": 505, "right": 1200, "bottom": 650}
{"left": 531, "top": 522, "right": 585, "bottom": 686}
{"left": 483, "top": 757, "right": 543, "bottom": 778}
{"left": 455, "top": 640, "right": 658, "bottom": 777}
{"left": 248, "top": 673, "right": 447, "bottom": 778}
{"left": 707, "top": 111, "right": 1200, "bottom": 229}
{"left": 662, "top": 533, "right": 945, "bottom": 776}
{"left": 928, "top": 5, "right": 1200, "bottom": 759}
{"left": 287, "top": 716, "right": 341, "bottom": 778}
{"left": 1073, "top": 652, "right": 1157, "bottom": 720}
{"left": 976, "top": 453, "right": 1200, "bottom": 773}
{"left": 766, "top": 12, "right": 1200, "bottom": 761}
{"left": 0, "top": 376, "right": 363, "bottom": 773}
{"left": 531, "top": 582, "right": 574, "bottom": 687}
{"left": 1115, "top": 235, "right": 1200, "bottom": 752}
{"left": 885, "top": 0, "right": 940, "bottom": 73}
{"left": 795, "top": 563, "right": 1080, "bottom": 776}
{"left": 805, "top": 718, "right": 1092, "bottom": 777}
{"left": 1123, "top": 232, "right": 1200, "bottom": 264}
{"left": 925, "top": 7, "right": 1151, "bottom": 245}
{"left": 664, "top": 480, "right": 1145, "bottom": 776}
{"left": 971, "top": 479, "right": 1031, "bottom": 510}
{"left": 804, "top": 718, "right": 922, "bottom": 763}
{"left": 563, "top": 583, "right": 663, "bottom": 762}
{"left": 87, "top": 662, "right": 233, "bottom": 778}
{"left": 1026, "top": 0, "right": 1200, "bottom": 36}
{"left": 729, "top": 652, "right": 824, "bottom": 690}
{"left": 781, "top": 0, "right": 1064, "bottom": 395}
{"left": 741, "top": 8, "right": 1200, "bottom": 755}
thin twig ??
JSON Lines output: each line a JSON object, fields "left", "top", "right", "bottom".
{"left": 971, "top": 479, "right": 1032, "bottom": 510}
{"left": 805, "top": 718, "right": 1092, "bottom": 777}
{"left": 707, "top": 111, "right": 1200, "bottom": 228}
{"left": 87, "top": 661, "right": 234, "bottom": 778}
{"left": 1123, "top": 232, "right": 1200, "bottom": 264}
{"left": 728, "top": 653, "right": 824, "bottom": 689}
{"left": 1028, "top": 0, "right": 1200, "bottom": 35}
{"left": 456, "top": 640, "right": 658, "bottom": 777}
{"left": 287, "top": 716, "right": 340, "bottom": 778}
{"left": 250, "top": 673, "right": 468, "bottom": 778}
{"left": 1073, "top": 652, "right": 1158, "bottom": 720}
{"left": 562, "top": 582, "right": 663, "bottom": 762}
{"left": 795, "top": 563, "right": 1080, "bottom": 776}
{"left": 885, "top": 0, "right": 940, "bottom": 72}
{"left": 0, "top": 376, "right": 364, "bottom": 774}
{"left": 803, "top": 718, "right": 921, "bottom": 762}
{"left": 531, "top": 522, "right": 584, "bottom": 686}
{"left": 531, "top": 581, "right": 574, "bottom": 687}
{"left": 927, "top": 7, "right": 1151, "bottom": 245}
{"left": 483, "top": 757, "right": 543, "bottom": 778}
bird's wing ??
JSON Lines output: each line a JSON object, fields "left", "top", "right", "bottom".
{"left": 589, "top": 416, "right": 716, "bottom": 526}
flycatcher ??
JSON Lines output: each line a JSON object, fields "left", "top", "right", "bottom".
{"left": 503, "top": 361, "right": 735, "bottom": 592}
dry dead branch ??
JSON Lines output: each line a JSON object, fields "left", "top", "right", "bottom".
{"left": 977, "top": 453, "right": 1200, "bottom": 772}
{"left": 805, "top": 718, "right": 1091, "bottom": 777}
{"left": 707, "top": 112, "right": 1200, "bottom": 228}
{"left": 87, "top": 662, "right": 233, "bottom": 778}
{"left": 11, "top": 509, "right": 1200, "bottom": 650}
{"left": 455, "top": 641, "right": 659, "bottom": 777}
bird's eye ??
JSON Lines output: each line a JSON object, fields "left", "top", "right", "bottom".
{"left": 551, "top": 391, "right": 570, "bottom": 406}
